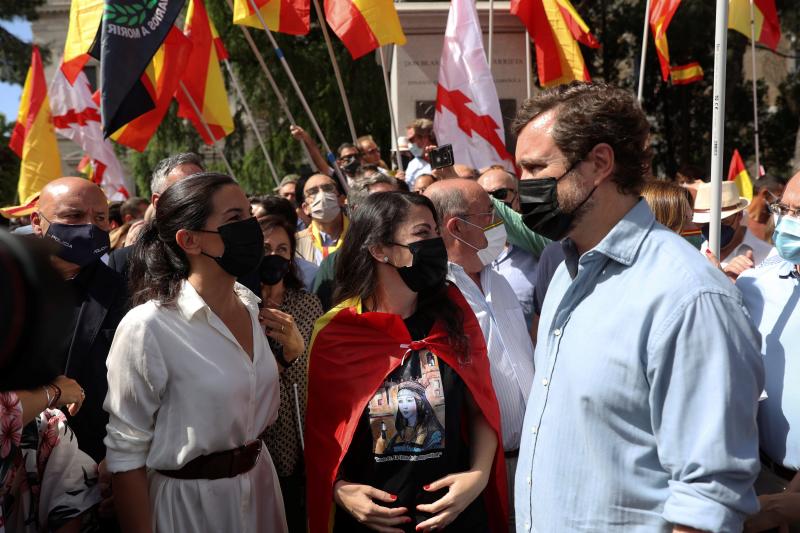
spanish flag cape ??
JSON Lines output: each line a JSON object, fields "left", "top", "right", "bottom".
{"left": 305, "top": 285, "right": 508, "bottom": 532}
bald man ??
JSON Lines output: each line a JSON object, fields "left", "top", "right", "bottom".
{"left": 31, "top": 177, "right": 129, "bottom": 462}
{"left": 478, "top": 168, "right": 540, "bottom": 326}
{"left": 425, "top": 179, "right": 534, "bottom": 523}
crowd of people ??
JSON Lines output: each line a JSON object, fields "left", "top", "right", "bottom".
{"left": 0, "top": 81, "right": 798, "bottom": 533}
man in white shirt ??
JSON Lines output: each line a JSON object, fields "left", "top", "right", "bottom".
{"left": 695, "top": 181, "right": 773, "bottom": 278}
{"left": 404, "top": 118, "right": 435, "bottom": 189}
{"left": 425, "top": 178, "right": 535, "bottom": 522}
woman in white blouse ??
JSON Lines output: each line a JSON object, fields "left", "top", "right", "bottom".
{"left": 103, "top": 173, "right": 292, "bottom": 532}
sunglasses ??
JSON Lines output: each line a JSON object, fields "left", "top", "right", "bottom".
{"left": 488, "top": 188, "right": 516, "bottom": 201}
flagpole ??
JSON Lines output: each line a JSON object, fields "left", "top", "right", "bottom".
{"left": 637, "top": 0, "right": 652, "bottom": 102}
{"left": 748, "top": 0, "right": 761, "bottom": 179}
{"left": 178, "top": 81, "right": 236, "bottom": 179}
{"left": 223, "top": 58, "right": 280, "bottom": 188}
{"left": 221, "top": 0, "right": 312, "bottom": 165}
{"left": 488, "top": 0, "right": 494, "bottom": 70}
{"left": 311, "top": 0, "right": 358, "bottom": 144}
{"left": 709, "top": 0, "right": 730, "bottom": 258}
{"left": 378, "top": 46, "right": 403, "bottom": 173}
{"left": 245, "top": 0, "right": 349, "bottom": 192}
{"left": 525, "top": 31, "right": 532, "bottom": 99}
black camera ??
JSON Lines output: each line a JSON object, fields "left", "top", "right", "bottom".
{"left": 429, "top": 144, "right": 455, "bottom": 170}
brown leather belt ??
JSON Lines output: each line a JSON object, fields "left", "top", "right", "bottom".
{"left": 760, "top": 450, "right": 798, "bottom": 482}
{"left": 157, "top": 439, "right": 263, "bottom": 480}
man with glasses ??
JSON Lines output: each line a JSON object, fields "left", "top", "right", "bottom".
{"left": 746, "top": 174, "right": 786, "bottom": 242}
{"left": 357, "top": 135, "right": 389, "bottom": 170}
{"left": 405, "top": 118, "right": 436, "bottom": 189}
{"left": 479, "top": 167, "right": 540, "bottom": 327}
{"left": 736, "top": 169, "right": 800, "bottom": 532}
{"left": 335, "top": 143, "right": 363, "bottom": 188}
{"left": 425, "top": 178, "right": 535, "bottom": 525}
{"left": 295, "top": 174, "right": 348, "bottom": 268}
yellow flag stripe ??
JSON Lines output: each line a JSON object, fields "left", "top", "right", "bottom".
{"left": 63, "top": 0, "right": 104, "bottom": 64}
{"left": 541, "top": 0, "right": 586, "bottom": 87}
{"left": 352, "top": 0, "right": 407, "bottom": 47}
{"left": 233, "top": 0, "right": 281, "bottom": 30}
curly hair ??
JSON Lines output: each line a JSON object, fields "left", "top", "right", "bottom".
{"left": 512, "top": 81, "right": 653, "bottom": 196}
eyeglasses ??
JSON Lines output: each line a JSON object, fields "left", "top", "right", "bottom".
{"left": 305, "top": 183, "right": 337, "bottom": 197}
{"left": 458, "top": 207, "right": 495, "bottom": 224}
{"left": 768, "top": 202, "right": 800, "bottom": 218}
{"left": 488, "top": 188, "right": 516, "bottom": 201}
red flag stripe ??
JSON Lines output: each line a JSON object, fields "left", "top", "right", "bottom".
{"left": 9, "top": 47, "right": 48, "bottom": 158}
{"left": 324, "top": 0, "right": 380, "bottom": 59}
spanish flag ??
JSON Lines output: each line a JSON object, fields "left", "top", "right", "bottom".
{"left": 61, "top": 0, "right": 104, "bottom": 84}
{"left": 728, "top": 149, "right": 754, "bottom": 201}
{"left": 670, "top": 62, "right": 703, "bottom": 85}
{"left": 729, "top": 0, "right": 781, "bottom": 51}
{"left": 111, "top": 27, "right": 193, "bottom": 152}
{"left": 177, "top": 0, "right": 235, "bottom": 145}
{"left": 305, "top": 285, "right": 508, "bottom": 533}
{"left": 324, "top": 0, "right": 406, "bottom": 59}
{"left": 0, "top": 192, "right": 40, "bottom": 219}
{"left": 9, "top": 47, "right": 63, "bottom": 202}
{"left": 649, "top": 0, "right": 681, "bottom": 81}
{"left": 511, "top": 0, "right": 599, "bottom": 87}
{"left": 232, "top": 0, "right": 309, "bottom": 36}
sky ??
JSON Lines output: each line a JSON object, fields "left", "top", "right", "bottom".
{"left": 0, "top": 18, "right": 33, "bottom": 122}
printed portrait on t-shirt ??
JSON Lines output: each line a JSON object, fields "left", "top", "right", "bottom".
{"left": 367, "top": 350, "right": 446, "bottom": 462}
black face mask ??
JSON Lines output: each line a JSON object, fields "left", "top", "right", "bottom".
{"left": 41, "top": 214, "right": 110, "bottom": 267}
{"left": 390, "top": 237, "right": 449, "bottom": 293}
{"left": 701, "top": 223, "right": 737, "bottom": 248}
{"left": 519, "top": 162, "right": 595, "bottom": 241}
{"left": 200, "top": 217, "right": 265, "bottom": 277}
{"left": 341, "top": 156, "right": 360, "bottom": 175}
{"left": 260, "top": 254, "right": 290, "bottom": 286}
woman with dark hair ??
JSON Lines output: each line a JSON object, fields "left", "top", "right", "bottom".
{"left": 257, "top": 215, "right": 323, "bottom": 532}
{"left": 104, "top": 173, "right": 288, "bottom": 532}
{"left": 305, "top": 191, "right": 507, "bottom": 533}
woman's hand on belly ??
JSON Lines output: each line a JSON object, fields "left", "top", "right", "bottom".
{"left": 334, "top": 479, "right": 413, "bottom": 532}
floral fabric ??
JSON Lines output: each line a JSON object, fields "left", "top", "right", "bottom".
{"left": 0, "top": 392, "right": 101, "bottom": 532}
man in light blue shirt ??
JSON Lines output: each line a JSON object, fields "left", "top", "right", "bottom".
{"left": 736, "top": 169, "right": 800, "bottom": 531}
{"left": 513, "top": 82, "right": 764, "bottom": 532}
{"left": 404, "top": 119, "right": 434, "bottom": 189}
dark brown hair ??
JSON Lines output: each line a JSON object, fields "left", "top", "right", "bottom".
{"left": 258, "top": 215, "right": 303, "bottom": 291}
{"left": 512, "top": 81, "right": 652, "bottom": 196}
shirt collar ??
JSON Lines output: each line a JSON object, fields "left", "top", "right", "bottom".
{"left": 564, "top": 199, "right": 654, "bottom": 278}
{"left": 175, "top": 280, "right": 261, "bottom": 321}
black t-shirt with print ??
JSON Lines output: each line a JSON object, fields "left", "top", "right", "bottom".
{"left": 334, "top": 311, "right": 488, "bottom": 532}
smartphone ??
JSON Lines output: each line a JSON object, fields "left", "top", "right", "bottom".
{"left": 429, "top": 144, "right": 455, "bottom": 170}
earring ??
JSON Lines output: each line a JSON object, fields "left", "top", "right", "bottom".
{"left": 383, "top": 257, "right": 389, "bottom": 263}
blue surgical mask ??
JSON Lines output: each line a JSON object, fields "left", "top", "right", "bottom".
{"left": 409, "top": 143, "right": 424, "bottom": 159}
{"left": 773, "top": 216, "right": 800, "bottom": 264}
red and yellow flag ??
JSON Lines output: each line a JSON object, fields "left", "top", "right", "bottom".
{"left": 649, "top": 0, "right": 681, "bottom": 82}
{"left": 324, "top": 0, "right": 406, "bottom": 59}
{"left": 111, "top": 27, "right": 192, "bottom": 152}
{"left": 61, "top": 0, "right": 104, "bottom": 84}
{"left": 728, "top": 149, "right": 754, "bottom": 201}
{"left": 729, "top": 0, "right": 781, "bottom": 51}
{"left": 9, "top": 47, "right": 63, "bottom": 201}
{"left": 233, "top": 0, "right": 309, "bottom": 35}
{"left": 670, "top": 62, "right": 703, "bottom": 85}
{"left": 177, "top": 0, "right": 235, "bottom": 145}
{"left": 0, "top": 192, "right": 40, "bottom": 219}
{"left": 511, "top": 0, "right": 599, "bottom": 87}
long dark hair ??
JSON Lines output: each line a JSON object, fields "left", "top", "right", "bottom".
{"left": 129, "top": 172, "right": 237, "bottom": 307}
{"left": 258, "top": 215, "right": 303, "bottom": 291}
{"left": 333, "top": 191, "right": 468, "bottom": 356}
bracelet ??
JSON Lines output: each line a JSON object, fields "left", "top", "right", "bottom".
{"left": 50, "top": 383, "right": 62, "bottom": 408}
{"left": 273, "top": 346, "right": 296, "bottom": 370}
{"left": 43, "top": 386, "right": 52, "bottom": 407}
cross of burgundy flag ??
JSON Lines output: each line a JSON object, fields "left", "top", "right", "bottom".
{"left": 434, "top": 0, "right": 514, "bottom": 172}
{"left": 49, "top": 66, "right": 132, "bottom": 200}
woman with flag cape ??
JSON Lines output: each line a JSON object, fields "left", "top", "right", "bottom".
{"left": 305, "top": 191, "right": 507, "bottom": 532}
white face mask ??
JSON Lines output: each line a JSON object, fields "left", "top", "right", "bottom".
{"left": 454, "top": 218, "right": 507, "bottom": 267}
{"left": 409, "top": 143, "right": 424, "bottom": 159}
{"left": 310, "top": 191, "right": 340, "bottom": 223}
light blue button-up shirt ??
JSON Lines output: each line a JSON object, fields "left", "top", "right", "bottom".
{"left": 737, "top": 252, "right": 800, "bottom": 470}
{"left": 492, "top": 244, "right": 539, "bottom": 326}
{"left": 515, "top": 200, "right": 764, "bottom": 532}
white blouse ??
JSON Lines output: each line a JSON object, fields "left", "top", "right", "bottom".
{"left": 104, "top": 280, "right": 286, "bottom": 532}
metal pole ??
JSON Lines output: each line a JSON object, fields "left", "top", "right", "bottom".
{"left": 709, "top": 0, "right": 730, "bottom": 258}
{"left": 378, "top": 46, "right": 404, "bottom": 173}
{"left": 637, "top": 0, "right": 652, "bottom": 102}
{"left": 222, "top": 0, "right": 313, "bottom": 164}
{"left": 293, "top": 383, "right": 304, "bottom": 450}
{"left": 749, "top": 0, "right": 761, "bottom": 179}
{"left": 245, "top": 0, "right": 349, "bottom": 192}
{"left": 311, "top": 0, "right": 358, "bottom": 144}
{"left": 525, "top": 30, "right": 532, "bottom": 99}
{"left": 179, "top": 81, "right": 236, "bottom": 178}
{"left": 488, "top": 0, "right": 494, "bottom": 71}
{"left": 223, "top": 59, "right": 279, "bottom": 188}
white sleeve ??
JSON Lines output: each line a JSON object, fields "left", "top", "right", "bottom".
{"left": 103, "top": 307, "right": 168, "bottom": 473}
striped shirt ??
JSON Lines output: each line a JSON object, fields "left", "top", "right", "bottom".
{"left": 447, "top": 263, "right": 535, "bottom": 451}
